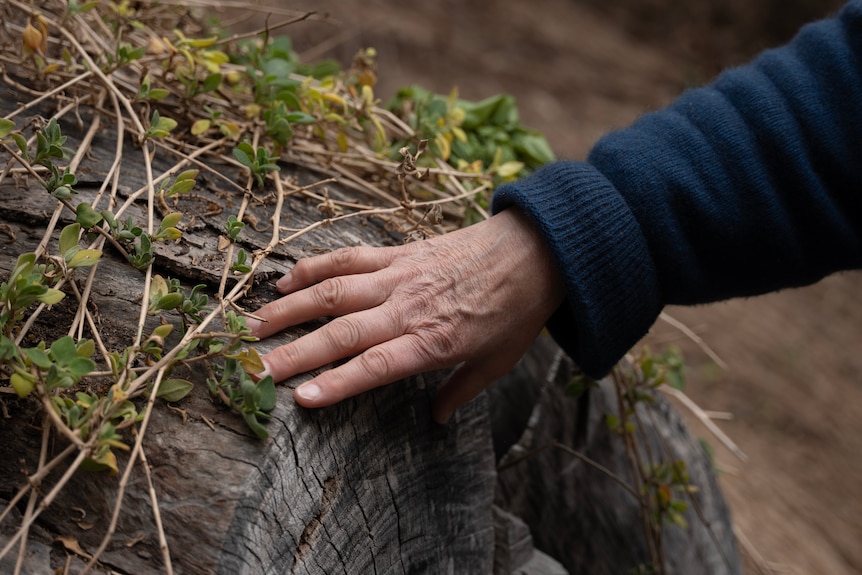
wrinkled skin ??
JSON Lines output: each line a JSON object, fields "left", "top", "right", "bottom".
{"left": 248, "top": 208, "right": 565, "bottom": 423}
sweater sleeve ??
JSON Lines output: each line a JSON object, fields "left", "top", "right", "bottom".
{"left": 491, "top": 1, "right": 862, "bottom": 378}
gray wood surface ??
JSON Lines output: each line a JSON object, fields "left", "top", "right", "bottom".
{"left": 0, "top": 74, "right": 740, "bottom": 574}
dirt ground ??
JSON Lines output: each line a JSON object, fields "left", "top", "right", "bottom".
{"left": 229, "top": 1, "right": 861, "bottom": 573}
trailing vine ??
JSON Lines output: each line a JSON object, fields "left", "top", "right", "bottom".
{"left": 0, "top": 0, "right": 555, "bottom": 571}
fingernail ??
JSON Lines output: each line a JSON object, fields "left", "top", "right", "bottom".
{"left": 245, "top": 317, "right": 261, "bottom": 333}
{"left": 257, "top": 359, "right": 271, "bottom": 378}
{"left": 296, "top": 383, "right": 320, "bottom": 401}
{"left": 276, "top": 272, "right": 293, "bottom": 291}
{"left": 249, "top": 359, "right": 271, "bottom": 381}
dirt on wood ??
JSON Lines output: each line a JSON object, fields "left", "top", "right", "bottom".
{"left": 228, "top": 1, "right": 860, "bottom": 573}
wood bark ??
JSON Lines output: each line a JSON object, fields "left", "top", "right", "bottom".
{"left": 489, "top": 337, "right": 743, "bottom": 574}
{"left": 0, "top": 78, "right": 740, "bottom": 574}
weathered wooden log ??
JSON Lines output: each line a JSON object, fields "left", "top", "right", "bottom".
{"left": 489, "top": 337, "right": 743, "bottom": 575}
{"left": 0, "top": 79, "right": 499, "bottom": 573}
{"left": 0, "top": 76, "right": 740, "bottom": 574}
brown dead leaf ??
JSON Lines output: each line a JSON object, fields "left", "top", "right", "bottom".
{"left": 55, "top": 535, "right": 92, "bottom": 560}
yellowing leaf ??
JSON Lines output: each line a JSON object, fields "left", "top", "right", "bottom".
{"left": 191, "top": 119, "right": 210, "bottom": 135}
{"left": 21, "top": 22, "right": 43, "bottom": 56}
{"left": 218, "top": 121, "right": 241, "bottom": 139}
{"left": 238, "top": 347, "right": 266, "bottom": 374}
{"left": 434, "top": 132, "right": 451, "bottom": 161}
{"left": 182, "top": 36, "right": 218, "bottom": 48}
{"left": 336, "top": 131, "right": 348, "bottom": 153}
{"left": 10, "top": 373, "right": 35, "bottom": 398}
{"left": 496, "top": 161, "right": 524, "bottom": 179}
{"left": 148, "top": 36, "right": 169, "bottom": 55}
{"left": 84, "top": 449, "right": 118, "bottom": 475}
{"left": 150, "top": 274, "right": 169, "bottom": 299}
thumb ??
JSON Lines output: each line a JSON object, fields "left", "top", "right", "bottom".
{"left": 432, "top": 358, "right": 513, "bottom": 425}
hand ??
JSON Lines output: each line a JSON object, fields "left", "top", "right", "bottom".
{"left": 247, "top": 208, "right": 565, "bottom": 423}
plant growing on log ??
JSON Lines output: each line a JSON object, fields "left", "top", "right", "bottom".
{"left": 559, "top": 346, "right": 737, "bottom": 575}
{"left": 0, "top": 0, "right": 558, "bottom": 571}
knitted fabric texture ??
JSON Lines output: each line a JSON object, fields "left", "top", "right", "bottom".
{"left": 492, "top": 1, "right": 862, "bottom": 377}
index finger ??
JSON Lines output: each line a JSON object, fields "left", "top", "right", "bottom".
{"left": 276, "top": 245, "right": 399, "bottom": 294}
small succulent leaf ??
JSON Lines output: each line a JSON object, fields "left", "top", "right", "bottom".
{"left": 75, "top": 203, "right": 103, "bottom": 229}
{"left": 35, "top": 287, "right": 65, "bottom": 305}
{"left": 0, "top": 118, "right": 15, "bottom": 138}
{"left": 59, "top": 223, "right": 81, "bottom": 257}
{"left": 243, "top": 412, "right": 269, "bottom": 439}
{"left": 67, "top": 249, "right": 102, "bottom": 269}
{"left": 157, "top": 378, "right": 194, "bottom": 402}
{"left": 22, "top": 347, "right": 52, "bottom": 369}
{"left": 10, "top": 373, "right": 35, "bottom": 398}
{"left": 256, "top": 376, "right": 276, "bottom": 411}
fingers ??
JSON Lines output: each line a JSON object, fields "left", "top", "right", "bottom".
{"left": 276, "top": 245, "right": 397, "bottom": 294}
{"left": 249, "top": 272, "right": 390, "bottom": 338}
{"left": 431, "top": 357, "right": 516, "bottom": 424}
{"left": 287, "top": 334, "right": 436, "bottom": 407}
{"left": 260, "top": 302, "right": 407, "bottom": 383}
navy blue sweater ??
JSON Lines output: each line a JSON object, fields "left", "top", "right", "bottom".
{"left": 492, "top": 1, "right": 862, "bottom": 378}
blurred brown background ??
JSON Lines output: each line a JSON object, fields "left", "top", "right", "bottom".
{"left": 224, "top": 1, "right": 861, "bottom": 573}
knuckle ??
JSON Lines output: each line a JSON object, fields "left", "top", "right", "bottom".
{"left": 422, "top": 326, "right": 460, "bottom": 363}
{"left": 324, "top": 316, "right": 364, "bottom": 353}
{"left": 289, "top": 257, "right": 314, "bottom": 283}
{"left": 266, "top": 344, "right": 300, "bottom": 373}
{"left": 356, "top": 346, "right": 396, "bottom": 382}
{"left": 313, "top": 277, "right": 348, "bottom": 312}
{"left": 328, "top": 246, "right": 361, "bottom": 271}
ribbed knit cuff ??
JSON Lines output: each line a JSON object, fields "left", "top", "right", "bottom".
{"left": 492, "top": 161, "right": 662, "bottom": 378}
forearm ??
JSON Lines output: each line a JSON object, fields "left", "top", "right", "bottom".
{"left": 492, "top": 0, "right": 862, "bottom": 377}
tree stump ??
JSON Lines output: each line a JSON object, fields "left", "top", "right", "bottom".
{"left": 0, "top": 66, "right": 740, "bottom": 575}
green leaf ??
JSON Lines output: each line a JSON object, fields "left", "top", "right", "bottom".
{"left": 35, "top": 287, "right": 65, "bottom": 305}
{"left": 68, "top": 356, "right": 96, "bottom": 377}
{"left": 147, "top": 110, "right": 178, "bottom": 139}
{"left": 22, "top": 347, "right": 51, "bottom": 369}
{"left": 67, "top": 249, "right": 102, "bottom": 269}
{"left": 11, "top": 133, "right": 29, "bottom": 160}
{"left": 243, "top": 412, "right": 269, "bottom": 439}
{"left": 256, "top": 376, "right": 276, "bottom": 411}
{"left": 285, "top": 112, "right": 315, "bottom": 124}
{"left": 160, "top": 211, "right": 183, "bottom": 230}
{"left": 52, "top": 186, "right": 73, "bottom": 200}
{"left": 59, "top": 223, "right": 81, "bottom": 258}
{"left": 151, "top": 324, "right": 174, "bottom": 340}
{"left": 156, "top": 292, "right": 184, "bottom": 311}
{"left": 0, "top": 118, "right": 15, "bottom": 138}
{"left": 75, "top": 203, "right": 103, "bottom": 229}
{"left": 50, "top": 336, "right": 79, "bottom": 363}
{"left": 11, "top": 253, "right": 36, "bottom": 281}
{"left": 76, "top": 338, "right": 95, "bottom": 358}
{"left": 232, "top": 144, "right": 252, "bottom": 168}
{"left": 166, "top": 179, "right": 195, "bottom": 196}
{"left": 201, "top": 72, "right": 222, "bottom": 93}
{"left": 158, "top": 378, "right": 194, "bottom": 402}
{"left": 175, "top": 169, "right": 199, "bottom": 182}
